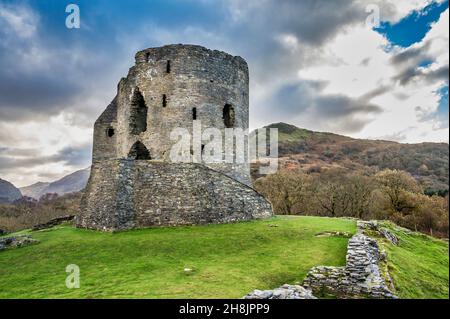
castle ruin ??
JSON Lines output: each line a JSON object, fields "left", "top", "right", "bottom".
{"left": 76, "top": 44, "right": 273, "bottom": 231}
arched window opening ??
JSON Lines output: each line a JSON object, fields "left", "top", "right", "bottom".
{"left": 223, "top": 104, "right": 235, "bottom": 128}
{"left": 130, "top": 88, "right": 148, "bottom": 135}
{"left": 145, "top": 52, "right": 150, "bottom": 63}
{"left": 107, "top": 127, "right": 115, "bottom": 137}
{"left": 192, "top": 107, "right": 197, "bottom": 120}
{"left": 166, "top": 60, "right": 171, "bottom": 73}
{"left": 128, "top": 141, "right": 151, "bottom": 160}
{"left": 162, "top": 94, "right": 167, "bottom": 107}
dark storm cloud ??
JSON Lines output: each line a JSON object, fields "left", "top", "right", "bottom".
{"left": 0, "top": 2, "right": 126, "bottom": 123}
{"left": 390, "top": 41, "right": 431, "bottom": 65}
{"left": 0, "top": 144, "right": 91, "bottom": 171}
{"left": 393, "top": 64, "right": 449, "bottom": 86}
{"left": 390, "top": 40, "right": 448, "bottom": 87}
{"left": 268, "top": 81, "right": 383, "bottom": 133}
{"left": 220, "top": 0, "right": 368, "bottom": 83}
{"left": 0, "top": 0, "right": 378, "bottom": 129}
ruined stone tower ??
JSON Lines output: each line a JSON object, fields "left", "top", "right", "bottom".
{"left": 76, "top": 44, "right": 273, "bottom": 231}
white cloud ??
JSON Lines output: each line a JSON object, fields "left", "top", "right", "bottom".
{"left": 296, "top": 7, "right": 449, "bottom": 143}
{"left": 0, "top": 3, "right": 38, "bottom": 38}
{"left": 366, "top": 0, "right": 447, "bottom": 23}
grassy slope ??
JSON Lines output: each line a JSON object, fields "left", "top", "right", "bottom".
{"left": 379, "top": 222, "right": 449, "bottom": 299}
{"left": 0, "top": 216, "right": 354, "bottom": 299}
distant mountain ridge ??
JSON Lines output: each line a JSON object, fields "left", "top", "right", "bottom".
{"left": 257, "top": 123, "right": 449, "bottom": 191}
{"left": 0, "top": 178, "right": 22, "bottom": 203}
{"left": 20, "top": 168, "right": 90, "bottom": 199}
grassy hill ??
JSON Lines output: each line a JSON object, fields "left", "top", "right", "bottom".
{"left": 0, "top": 216, "right": 448, "bottom": 299}
{"left": 0, "top": 216, "right": 353, "bottom": 298}
{"left": 256, "top": 123, "right": 449, "bottom": 192}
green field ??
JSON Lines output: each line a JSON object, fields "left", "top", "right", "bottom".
{"left": 0, "top": 216, "right": 448, "bottom": 299}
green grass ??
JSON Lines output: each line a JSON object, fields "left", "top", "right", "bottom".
{"left": 378, "top": 222, "right": 449, "bottom": 299}
{"left": 0, "top": 216, "right": 354, "bottom": 299}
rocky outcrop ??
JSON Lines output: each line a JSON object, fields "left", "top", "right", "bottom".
{"left": 0, "top": 178, "right": 22, "bottom": 204}
{"left": 0, "top": 235, "right": 39, "bottom": 251}
{"left": 243, "top": 284, "right": 316, "bottom": 299}
{"left": 302, "top": 221, "right": 397, "bottom": 299}
{"left": 32, "top": 215, "right": 75, "bottom": 231}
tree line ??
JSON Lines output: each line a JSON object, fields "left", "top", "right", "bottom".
{"left": 254, "top": 168, "right": 449, "bottom": 238}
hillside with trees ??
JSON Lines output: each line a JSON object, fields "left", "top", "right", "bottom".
{"left": 253, "top": 123, "right": 449, "bottom": 238}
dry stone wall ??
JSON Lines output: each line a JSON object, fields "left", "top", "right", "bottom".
{"left": 243, "top": 220, "right": 398, "bottom": 299}
{"left": 302, "top": 221, "right": 397, "bottom": 299}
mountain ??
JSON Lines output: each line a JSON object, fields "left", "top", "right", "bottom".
{"left": 19, "top": 182, "right": 50, "bottom": 199}
{"left": 20, "top": 168, "right": 90, "bottom": 199}
{"left": 0, "top": 178, "right": 22, "bottom": 203}
{"left": 254, "top": 123, "right": 449, "bottom": 191}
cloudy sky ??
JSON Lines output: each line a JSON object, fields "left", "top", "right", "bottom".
{"left": 0, "top": 0, "right": 448, "bottom": 187}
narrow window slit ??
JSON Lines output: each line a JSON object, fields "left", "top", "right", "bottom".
{"left": 162, "top": 94, "right": 167, "bottom": 107}
{"left": 192, "top": 107, "right": 197, "bottom": 120}
{"left": 166, "top": 60, "right": 171, "bottom": 73}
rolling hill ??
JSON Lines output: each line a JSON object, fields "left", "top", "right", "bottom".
{"left": 254, "top": 123, "right": 449, "bottom": 192}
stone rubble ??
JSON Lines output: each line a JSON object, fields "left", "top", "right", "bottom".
{"left": 244, "top": 220, "right": 399, "bottom": 299}
{"left": 0, "top": 235, "right": 39, "bottom": 251}
{"left": 32, "top": 215, "right": 75, "bottom": 231}
{"left": 302, "top": 221, "right": 397, "bottom": 299}
{"left": 243, "top": 284, "right": 317, "bottom": 299}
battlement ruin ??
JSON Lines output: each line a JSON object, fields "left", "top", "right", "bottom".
{"left": 76, "top": 44, "right": 273, "bottom": 231}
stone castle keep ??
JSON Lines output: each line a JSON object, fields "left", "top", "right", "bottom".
{"left": 76, "top": 44, "right": 273, "bottom": 231}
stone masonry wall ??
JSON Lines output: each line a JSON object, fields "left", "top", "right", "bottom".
{"left": 94, "top": 44, "right": 251, "bottom": 185}
{"left": 77, "top": 159, "right": 273, "bottom": 231}
{"left": 302, "top": 221, "right": 396, "bottom": 299}
{"left": 81, "top": 45, "right": 273, "bottom": 230}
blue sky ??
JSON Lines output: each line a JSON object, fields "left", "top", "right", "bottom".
{"left": 376, "top": 0, "right": 449, "bottom": 125}
{"left": 0, "top": 0, "right": 448, "bottom": 186}
{"left": 376, "top": 0, "right": 449, "bottom": 47}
